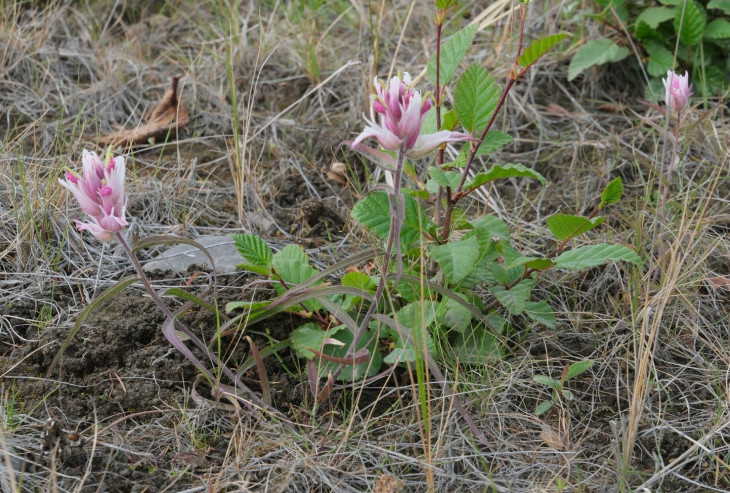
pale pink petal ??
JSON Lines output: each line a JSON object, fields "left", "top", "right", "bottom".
{"left": 408, "top": 131, "right": 471, "bottom": 159}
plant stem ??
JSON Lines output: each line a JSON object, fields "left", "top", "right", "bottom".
{"left": 330, "top": 147, "right": 406, "bottom": 383}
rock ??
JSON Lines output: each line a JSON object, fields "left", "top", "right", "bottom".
{"left": 142, "top": 235, "right": 242, "bottom": 275}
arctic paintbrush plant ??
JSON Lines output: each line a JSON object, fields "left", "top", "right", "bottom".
{"left": 53, "top": 149, "right": 280, "bottom": 419}
{"left": 59, "top": 149, "right": 128, "bottom": 242}
{"left": 352, "top": 72, "right": 469, "bottom": 162}
{"left": 229, "top": 0, "right": 643, "bottom": 447}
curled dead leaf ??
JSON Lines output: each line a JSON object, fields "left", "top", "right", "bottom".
{"left": 96, "top": 77, "right": 190, "bottom": 148}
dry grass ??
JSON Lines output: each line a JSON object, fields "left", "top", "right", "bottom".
{"left": 1, "top": 0, "right": 729, "bottom": 491}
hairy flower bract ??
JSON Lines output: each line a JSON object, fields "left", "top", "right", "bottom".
{"left": 352, "top": 72, "right": 468, "bottom": 159}
{"left": 663, "top": 70, "right": 692, "bottom": 113}
{"left": 59, "top": 149, "right": 128, "bottom": 242}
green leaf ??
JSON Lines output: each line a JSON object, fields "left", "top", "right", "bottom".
{"left": 428, "top": 24, "right": 478, "bottom": 86}
{"left": 232, "top": 234, "right": 273, "bottom": 269}
{"left": 546, "top": 214, "right": 605, "bottom": 241}
{"left": 292, "top": 324, "right": 381, "bottom": 381}
{"left": 707, "top": 0, "right": 730, "bottom": 14}
{"left": 644, "top": 40, "right": 674, "bottom": 77}
{"left": 535, "top": 400, "right": 554, "bottom": 416}
{"left": 534, "top": 375, "right": 562, "bottom": 391}
{"left": 454, "top": 63, "right": 500, "bottom": 133}
{"left": 705, "top": 18, "right": 730, "bottom": 38}
{"left": 674, "top": 0, "right": 706, "bottom": 46}
{"left": 437, "top": 297, "right": 474, "bottom": 332}
{"left": 436, "top": 0, "right": 458, "bottom": 10}
{"left": 426, "top": 166, "right": 462, "bottom": 193}
{"left": 555, "top": 243, "right": 643, "bottom": 270}
{"left": 635, "top": 6, "right": 675, "bottom": 29}
{"left": 517, "top": 32, "right": 572, "bottom": 70}
{"left": 562, "top": 389, "right": 575, "bottom": 400}
{"left": 491, "top": 278, "right": 535, "bottom": 315}
{"left": 565, "top": 360, "right": 594, "bottom": 380}
{"left": 442, "top": 109, "right": 458, "bottom": 131}
{"left": 351, "top": 190, "right": 431, "bottom": 249}
{"left": 470, "top": 215, "right": 510, "bottom": 240}
{"left": 341, "top": 271, "right": 375, "bottom": 291}
{"left": 474, "top": 131, "right": 513, "bottom": 156}
{"left": 384, "top": 302, "right": 437, "bottom": 365}
{"left": 568, "top": 39, "right": 630, "bottom": 81}
{"left": 466, "top": 163, "right": 547, "bottom": 192}
{"left": 601, "top": 177, "right": 624, "bottom": 207}
{"left": 452, "top": 325, "right": 504, "bottom": 364}
{"left": 429, "top": 236, "right": 481, "bottom": 284}
{"left": 525, "top": 300, "right": 557, "bottom": 329}
{"left": 272, "top": 245, "right": 318, "bottom": 285}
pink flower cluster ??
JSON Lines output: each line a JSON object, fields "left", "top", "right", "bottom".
{"left": 59, "top": 150, "right": 128, "bottom": 242}
{"left": 352, "top": 72, "right": 468, "bottom": 159}
{"left": 663, "top": 70, "right": 692, "bottom": 113}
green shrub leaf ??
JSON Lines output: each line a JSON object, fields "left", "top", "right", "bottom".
{"left": 454, "top": 63, "right": 500, "bottom": 133}
{"left": 635, "top": 6, "right": 675, "bottom": 29}
{"left": 474, "top": 131, "right": 513, "bottom": 156}
{"left": 534, "top": 375, "right": 562, "bottom": 390}
{"left": 429, "top": 236, "right": 481, "bottom": 284}
{"left": 466, "top": 163, "right": 547, "bottom": 192}
{"left": 351, "top": 190, "right": 431, "bottom": 249}
{"left": 568, "top": 39, "right": 630, "bottom": 81}
{"left": 232, "top": 233, "right": 273, "bottom": 268}
{"left": 428, "top": 24, "right": 478, "bottom": 86}
{"left": 707, "top": 0, "right": 730, "bottom": 14}
{"left": 601, "top": 177, "right": 624, "bottom": 207}
{"left": 525, "top": 301, "right": 557, "bottom": 329}
{"left": 566, "top": 360, "right": 594, "bottom": 380}
{"left": 674, "top": 0, "right": 706, "bottom": 46}
{"left": 547, "top": 214, "right": 605, "bottom": 241}
{"left": 555, "top": 243, "right": 643, "bottom": 270}
{"left": 535, "top": 400, "right": 554, "bottom": 416}
{"left": 705, "top": 18, "right": 730, "bottom": 38}
{"left": 517, "top": 32, "right": 572, "bottom": 70}
{"left": 272, "top": 245, "right": 318, "bottom": 285}
{"left": 644, "top": 40, "right": 674, "bottom": 77}
{"left": 491, "top": 278, "right": 535, "bottom": 315}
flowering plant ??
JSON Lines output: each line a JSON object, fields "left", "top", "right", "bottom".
{"left": 59, "top": 150, "right": 128, "bottom": 242}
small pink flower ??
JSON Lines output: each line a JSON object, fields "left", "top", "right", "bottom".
{"left": 352, "top": 72, "right": 468, "bottom": 159}
{"left": 662, "top": 70, "right": 692, "bottom": 112}
{"left": 59, "top": 149, "right": 128, "bottom": 242}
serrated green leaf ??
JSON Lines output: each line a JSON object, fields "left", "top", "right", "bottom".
{"left": 438, "top": 297, "right": 474, "bottom": 332}
{"left": 351, "top": 190, "right": 431, "bottom": 249}
{"left": 565, "top": 360, "right": 594, "bottom": 380}
{"left": 523, "top": 258, "right": 556, "bottom": 270}
{"left": 555, "top": 243, "right": 643, "bottom": 270}
{"left": 546, "top": 214, "right": 605, "bottom": 241}
{"left": 475, "top": 131, "right": 513, "bottom": 156}
{"left": 232, "top": 233, "right": 273, "bottom": 268}
{"left": 454, "top": 63, "right": 500, "bottom": 133}
{"left": 467, "top": 163, "right": 547, "bottom": 192}
{"left": 292, "top": 323, "right": 381, "bottom": 381}
{"left": 644, "top": 40, "right": 674, "bottom": 77}
{"left": 491, "top": 278, "right": 535, "bottom": 315}
{"left": 518, "top": 32, "right": 572, "bottom": 70}
{"left": 385, "top": 302, "right": 437, "bottom": 365}
{"left": 525, "top": 300, "right": 557, "bottom": 328}
{"left": 535, "top": 400, "right": 554, "bottom": 416}
{"left": 707, "top": 0, "right": 730, "bottom": 14}
{"left": 636, "top": 6, "right": 675, "bottom": 29}
{"left": 436, "top": 0, "right": 458, "bottom": 10}
{"left": 674, "top": 0, "right": 706, "bottom": 46}
{"left": 705, "top": 18, "right": 730, "bottom": 38}
{"left": 341, "top": 271, "right": 375, "bottom": 291}
{"left": 235, "top": 263, "right": 272, "bottom": 276}
{"left": 429, "top": 236, "right": 481, "bottom": 284}
{"left": 452, "top": 324, "right": 504, "bottom": 364}
{"left": 568, "top": 39, "right": 630, "bottom": 81}
{"left": 470, "top": 215, "right": 510, "bottom": 240}
{"left": 442, "top": 109, "right": 458, "bottom": 131}
{"left": 534, "top": 375, "right": 562, "bottom": 390}
{"left": 272, "top": 245, "right": 318, "bottom": 285}
{"left": 428, "top": 24, "right": 478, "bottom": 86}
{"left": 427, "top": 166, "right": 462, "bottom": 190}
{"left": 601, "top": 177, "right": 624, "bottom": 207}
